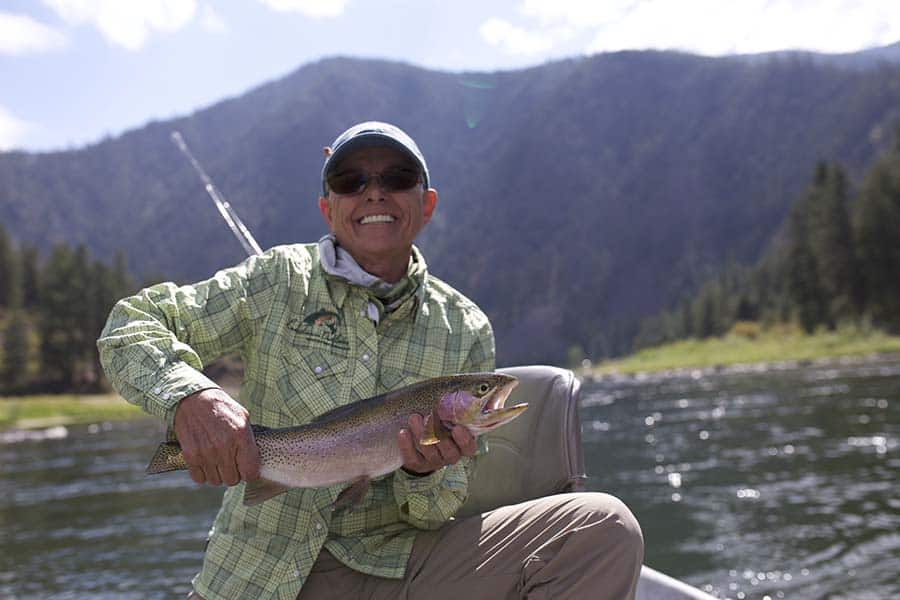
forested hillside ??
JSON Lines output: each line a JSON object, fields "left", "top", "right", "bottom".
{"left": 635, "top": 132, "right": 900, "bottom": 347}
{"left": 0, "top": 227, "right": 135, "bottom": 393}
{"left": 2, "top": 51, "right": 900, "bottom": 364}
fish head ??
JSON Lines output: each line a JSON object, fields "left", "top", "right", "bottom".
{"left": 421, "top": 373, "right": 525, "bottom": 443}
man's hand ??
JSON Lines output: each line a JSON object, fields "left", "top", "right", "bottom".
{"left": 173, "top": 388, "right": 261, "bottom": 486}
{"left": 398, "top": 413, "right": 477, "bottom": 475}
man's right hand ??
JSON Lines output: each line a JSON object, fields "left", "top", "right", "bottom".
{"left": 173, "top": 388, "right": 261, "bottom": 487}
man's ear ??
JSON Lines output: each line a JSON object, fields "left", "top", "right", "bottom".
{"left": 318, "top": 196, "right": 333, "bottom": 228}
{"left": 422, "top": 189, "right": 438, "bottom": 224}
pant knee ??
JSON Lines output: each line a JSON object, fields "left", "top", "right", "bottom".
{"left": 575, "top": 493, "right": 644, "bottom": 561}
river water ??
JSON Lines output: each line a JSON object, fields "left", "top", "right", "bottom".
{"left": 2, "top": 356, "right": 898, "bottom": 599}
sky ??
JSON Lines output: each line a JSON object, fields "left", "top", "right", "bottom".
{"left": 1, "top": 0, "right": 898, "bottom": 152}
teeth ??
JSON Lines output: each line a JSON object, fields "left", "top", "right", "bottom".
{"left": 360, "top": 215, "right": 395, "bottom": 224}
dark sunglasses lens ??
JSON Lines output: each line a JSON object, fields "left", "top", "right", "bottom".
{"left": 327, "top": 168, "right": 420, "bottom": 194}
{"left": 327, "top": 171, "right": 367, "bottom": 194}
{"left": 380, "top": 169, "right": 419, "bottom": 191}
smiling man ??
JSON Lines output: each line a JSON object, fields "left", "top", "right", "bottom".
{"left": 98, "top": 121, "right": 643, "bottom": 600}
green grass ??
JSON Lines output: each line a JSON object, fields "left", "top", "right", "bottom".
{"left": 593, "top": 324, "right": 900, "bottom": 375}
{"left": 0, "top": 394, "right": 146, "bottom": 430}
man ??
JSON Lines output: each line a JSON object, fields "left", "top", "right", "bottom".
{"left": 98, "top": 122, "right": 643, "bottom": 599}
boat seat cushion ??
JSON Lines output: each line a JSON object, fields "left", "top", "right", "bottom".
{"left": 457, "top": 365, "right": 586, "bottom": 518}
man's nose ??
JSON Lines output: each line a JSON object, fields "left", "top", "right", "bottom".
{"left": 363, "top": 174, "right": 388, "bottom": 198}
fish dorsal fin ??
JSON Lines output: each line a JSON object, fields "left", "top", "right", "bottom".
{"left": 250, "top": 424, "right": 272, "bottom": 436}
{"left": 307, "top": 394, "right": 383, "bottom": 425}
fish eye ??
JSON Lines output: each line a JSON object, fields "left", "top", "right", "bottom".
{"left": 478, "top": 383, "right": 491, "bottom": 394}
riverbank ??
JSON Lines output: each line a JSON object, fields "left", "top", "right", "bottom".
{"left": 5, "top": 327, "right": 900, "bottom": 430}
{"left": 592, "top": 325, "right": 900, "bottom": 375}
{"left": 0, "top": 394, "right": 145, "bottom": 431}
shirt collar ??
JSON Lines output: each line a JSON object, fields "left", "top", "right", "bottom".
{"left": 315, "top": 236, "right": 429, "bottom": 319}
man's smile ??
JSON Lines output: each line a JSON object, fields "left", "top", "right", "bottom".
{"left": 359, "top": 214, "right": 396, "bottom": 225}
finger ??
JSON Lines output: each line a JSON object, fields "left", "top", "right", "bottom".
{"left": 203, "top": 462, "right": 222, "bottom": 486}
{"left": 219, "top": 455, "right": 241, "bottom": 487}
{"left": 435, "top": 440, "right": 461, "bottom": 465}
{"left": 405, "top": 415, "right": 447, "bottom": 470}
{"left": 236, "top": 431, "right": 261, "bottom": 482}
{"left": 404, "top": 415, "right": 433, "bottom": 460}
{"left": 398, "top": 428, "right": 425, "bottom": 470}
{"left": 418, "top": 445, "right": 442, "bottom": 469}
{"left": 188, "top": 465, "right": 205, "bottom": 484}
{"left": 406, "top": 414, "right": 424, "bottom": 441}
{"left": 451, "top": 426, "right": 477, "bottom": 456}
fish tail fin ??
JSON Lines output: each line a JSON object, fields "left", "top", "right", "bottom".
{"left": 146, "top": 441, "right": 188, "bottom": 474}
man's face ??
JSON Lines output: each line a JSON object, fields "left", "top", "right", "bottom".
{"left": 318, "top": 146, "right": 437, "bottom": 277}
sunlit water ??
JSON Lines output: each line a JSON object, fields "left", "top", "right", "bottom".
{"left": 2, "top": 356, "right": 898, "bottom": 599}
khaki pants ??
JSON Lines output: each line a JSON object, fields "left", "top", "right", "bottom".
{"left": 194, "top": 492, "right": 644, "bottom": 600}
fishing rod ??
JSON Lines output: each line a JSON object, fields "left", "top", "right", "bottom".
{"left": 170, "top": 131, "right": 263, "bottom": 257}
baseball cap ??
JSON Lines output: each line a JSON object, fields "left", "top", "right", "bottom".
{"left": 321, "top": 121, "right": 429, "bottom": 194}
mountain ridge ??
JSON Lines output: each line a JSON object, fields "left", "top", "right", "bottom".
{"left": 2, "top": 50, "right": 900, "bottom": 363}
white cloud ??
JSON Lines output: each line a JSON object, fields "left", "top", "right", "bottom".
{"left": 0, "top": 105, "right": 32, "bottom": 151}
{"left": 485, "top": 0, "right": 900, "bottom": 58}
{"left": 199, "top": 3, "right": 227, "bottom": 34}
{"left": 43, "top": 0, "right": 197, "bottom": 51}
{"left": 256, "top": 0, "right": 348, "bottom": 19}
{"left": 480, "top": 17, "right": 555, "bottom": 55}
{"left": 520, "top": 0, "right": 636, "bottom": 28}
{"left": 0, "top": 12, "right": 67, "bottom": 55}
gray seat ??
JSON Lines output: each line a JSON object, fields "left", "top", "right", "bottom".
{"left": 460, "top": 365, "right": 716, "bottom": 600}
{"left": 459, "top": 365, "right": 586, "bottom": 518}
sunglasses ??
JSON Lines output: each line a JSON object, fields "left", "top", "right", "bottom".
{"left": 326, "top": 167, "right": 421, "bottom": 195}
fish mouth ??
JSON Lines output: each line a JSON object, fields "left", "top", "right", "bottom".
{"left": 472, "top": 377, "right": 526, "bottom": 432}
{"left": 481, "top": 377, "right": 519, "bottom": 413}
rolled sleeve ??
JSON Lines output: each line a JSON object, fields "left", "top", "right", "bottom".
{"left": 96, "top": 252, "right": 277, "bottom": 423}
{"left": 392, "top": 459, "right": 471, "bottom": 529}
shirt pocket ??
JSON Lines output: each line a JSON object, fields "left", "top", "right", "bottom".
{"left": 276, "top": 336, "right": 349, "bottom": 424}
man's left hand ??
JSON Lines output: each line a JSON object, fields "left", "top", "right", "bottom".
{"left": 398, "top": 413, "right": 476, "bottom": 475}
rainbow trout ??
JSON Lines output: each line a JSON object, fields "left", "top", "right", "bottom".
{"left": 146, "top": 373, "right": 524, "bottom": 507}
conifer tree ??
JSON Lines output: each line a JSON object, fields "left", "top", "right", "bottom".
{"left": 21, "top": 246, "right": 41, "bottom": 308}
{"left": 1, "top": 255, "right": 30, "bottom": 393}
{"left": 0, "top": 224, "right": 12, "bottom": 309}
{"left": 785, "top": 194, "right": 828, "bottom": 333}
{"left": 854, "top": 132, "right": 900, "bottom": 331}
{"left": 807, "top": 163, "right": 860, "bottom": 324}
{"left": 38, "top": 245, "right": 81, "bottom": 388}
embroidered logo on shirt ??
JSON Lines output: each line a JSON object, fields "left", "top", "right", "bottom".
{"left": 289, "top": 310, "right": 349, "bottom": 349}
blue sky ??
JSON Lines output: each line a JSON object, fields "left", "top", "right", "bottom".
{"left": 1, "top": 0, "right": 898, "bottom": 152}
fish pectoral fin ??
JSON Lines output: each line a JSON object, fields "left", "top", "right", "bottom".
{"left": 420, "top": 408, "right": 451, "bottom": 446}
{"left": 243, "top": 478, "right": 291, "bottom": 506}
{"left": 333, "top": 476, "right": 371, "bottom": 511}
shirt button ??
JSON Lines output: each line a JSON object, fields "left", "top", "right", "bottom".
{"left": 361, "top": 354, "right": 370, "bottom": 362}
{"left": 153, "top": 387, "right": 162, "bottom": 394}
{"left": 162, "top": 393, "right": 171, "bottom": 400}
{"left": 294, "top": 568, "right": 301, "bottom": 577}
{"left": 314, "top": 366, "right": 323, "bottom": 374}
{"left": 316, "top": 522, "right": 323, "bottom": 530}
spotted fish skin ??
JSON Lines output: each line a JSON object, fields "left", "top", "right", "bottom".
{"left": 145, "top": 373, "right": 524, "bottom": 506}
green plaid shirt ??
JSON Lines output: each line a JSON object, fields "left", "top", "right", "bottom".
{"left": 97, "top": 243, "right": 495, "bottom": 600}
